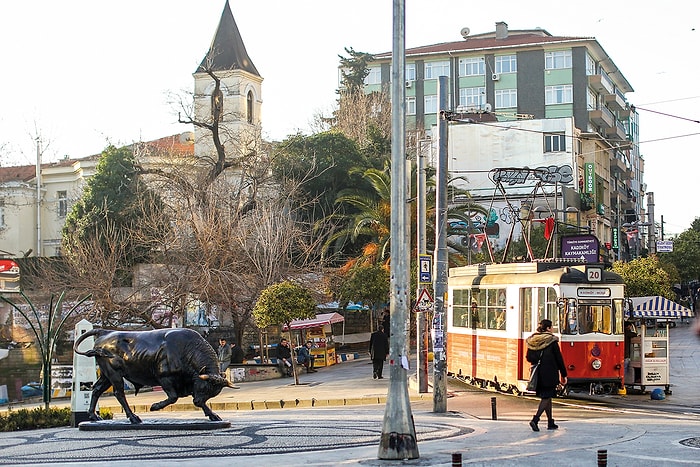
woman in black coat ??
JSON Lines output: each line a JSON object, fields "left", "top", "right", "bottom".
{"left": 525, "top": 319, "right": 568, "bottom": 431}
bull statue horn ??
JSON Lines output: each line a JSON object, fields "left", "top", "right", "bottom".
{"left": 199, "top": 374, "right": 210, "bottom": 380}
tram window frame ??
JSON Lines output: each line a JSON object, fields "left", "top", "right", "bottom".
{"left": 521, "top": 287, "right": 533, "bottom": 333}
{"left": 485, "top": 288, "right": 507, "bottom": 330}
{"left": 613, "top": 299, "right": 624, "bottom": 334}
{"left": 452, "top": 288, "right": 472, "bottom": 328}
{"left": 561, "top": 298, "right": 578, "bottom": 334}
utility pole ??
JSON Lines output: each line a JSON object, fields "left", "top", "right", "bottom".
{"left": 35, "top": 137, "right": 42, "bottom": 257}
{"left": 647, "top": 192, "right": 656, "bottom": 254}
{"left": 432, "top": 75, "right": 448, "bottom": 413}
{"left": 378, "top": 0, "right": 419, "bottom": 460}
{"left": 416, "top": 141, "right": 429, "bottom": 393}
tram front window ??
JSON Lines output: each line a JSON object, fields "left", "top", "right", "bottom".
{"left": 576, "top": 304, "right": 613, "bottom": 335}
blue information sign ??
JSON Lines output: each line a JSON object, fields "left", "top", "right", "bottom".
{"left": 419, "top": 254, "right": 432, "bottom": 284}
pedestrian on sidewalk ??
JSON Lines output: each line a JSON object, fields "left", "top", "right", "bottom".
{"left": 525, "top": 319, "right": 568, "bottom": 431}
{"left": 370, "top": 325, "right": 389, "bottom": 379}
{"left": 297, "top": 340, "right": 318, "bottom": 373}
{"left": 217, "top": 338, "right": 232, "bottom": 373}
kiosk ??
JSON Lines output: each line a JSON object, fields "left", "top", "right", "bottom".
{"left": 286, "top": 313, "right": 345, "bottom": 367}
{"left": 625, "top": 296, "right": 694, "bottom": 394}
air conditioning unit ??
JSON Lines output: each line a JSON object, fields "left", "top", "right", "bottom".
{"left": 491, "top": 73, "right": 500, "bottom": 81}
{"left": 405, "top": 80, "right": 412, "bottom": 88}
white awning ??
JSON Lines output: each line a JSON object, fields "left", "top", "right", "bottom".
{"left": 628, "top": 296, "right": 694, "bottom": 318}
{"left": 285, "top": 312, "right": 345, "bottom": 330}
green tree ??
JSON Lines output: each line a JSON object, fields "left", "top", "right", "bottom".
{"left": 62, "top": 145, "right": 166, "bottom": 283}
{"left": 664, "top": 227, "right": 700, "bottom": 284}
{"left": 612, "top": 255, "right": 675, "bottom": 298}
{"left": 338, "top": 47, "right": 374, "bottom": 94}
{"left": 252, "top": 281, "right": 317, "bottom": 384}
{"left": 336, "top": 264, "right": 390, "bottom": 331}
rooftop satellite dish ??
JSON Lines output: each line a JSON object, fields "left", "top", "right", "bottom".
{"left": 460, "top": 27, "right": 470, "bottom": 39}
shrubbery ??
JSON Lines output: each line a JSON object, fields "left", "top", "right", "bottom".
{"left": 0, "top": 407, "right": 113, "bottom": 431}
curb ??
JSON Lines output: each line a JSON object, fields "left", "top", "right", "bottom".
{"left": 99, "top": 394, "right": 430, "bottom": 415}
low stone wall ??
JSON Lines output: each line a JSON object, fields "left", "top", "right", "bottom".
{"left": 227, "top": 364, "right": 283, "bottom": 383}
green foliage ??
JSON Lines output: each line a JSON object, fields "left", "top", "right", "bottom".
{"left": 338, "top": 47, "right": 374, "bottom": 94}
{"left": 612, "top": 256, "right": 675, "bottom": 298}
{"left": 663, "top": 228, "right": 700, "bottom": 283}
{"left": 272, "top": 132, "right": 372, "bottom": 218}
{"left": 337, "top": 264, "right": 390, "bottom": 310}
{"left": 252, "top": 281, "right": 317, "bottom": 328}
{"left": 0, "top": 407, "right": 112, "bottom": 432}
{"left": 62, "top": 145, "right": 167, "bottom": 280}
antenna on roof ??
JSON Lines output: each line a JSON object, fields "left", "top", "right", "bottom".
{"left": 460, "top": 27, "right": 470, "bottom": 39}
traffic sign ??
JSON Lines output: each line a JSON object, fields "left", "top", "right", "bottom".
{"left": 419, "top": 254, "right": 432, "bottom": 284}
{"left": 656, "top": 240, "right": 673, "bottom": 253}
{"left": 414, "top": 288, "right": 434, "bottom": 312}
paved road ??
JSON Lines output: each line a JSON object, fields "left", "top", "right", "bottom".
{"left": 1, "top": 323, "right": 699, "bottom": 466}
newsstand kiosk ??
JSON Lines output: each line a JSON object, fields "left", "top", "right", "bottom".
{"left": 286, "top": 313, "right": 345, "bottom": 367}
{"left": 625, "top": 296, "right": 694, "bottom": 394}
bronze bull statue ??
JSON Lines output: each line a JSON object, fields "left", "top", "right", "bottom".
{"left": 74, "top": 328, "right": 237, "bottom": 424}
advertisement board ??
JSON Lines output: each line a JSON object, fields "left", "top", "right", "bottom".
{"left": 560, "top": 235, "right": 599, "bottom": 263}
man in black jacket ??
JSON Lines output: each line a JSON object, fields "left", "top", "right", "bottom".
{"left": 369, "top": 325, "right": 389, "bottom": 379}
{"left": 276, "top": 338, "right": 293, "bottom": 377}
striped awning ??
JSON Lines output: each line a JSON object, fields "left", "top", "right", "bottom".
{"left": 628, "top": 296, "right": 694, "bottom": 318}
{"left": 284, "top": 312, "right": 345, "bottom": 330}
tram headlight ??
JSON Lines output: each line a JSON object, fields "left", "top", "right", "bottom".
{"left": 591, "top": 359, "right": 602, "bottom": 370}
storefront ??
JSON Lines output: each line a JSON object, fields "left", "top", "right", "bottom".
{"left": 286, "top": 313, "right": 345, "bottom": 367}
{"left": 626, "top": 296, "right": 694, "bottom": 394}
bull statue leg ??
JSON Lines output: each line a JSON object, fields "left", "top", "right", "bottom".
{"left": 149, "top": 382, "right": 179, "bottom": 412}
{"left": 110, "top": 378, "right": 142, "bottom": 424}
{"left": 87, "top": 374, "right": 112, "bottom": 421}
{"left": 193, "top": 395, "right": 222, "bottom": 421}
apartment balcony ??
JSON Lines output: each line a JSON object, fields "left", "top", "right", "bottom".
{"left": 604, "top": 89, "right": 627, "bottom": 112}
{"left": 589, "top": 106, "right": 615, "bottom": 129}
{"left": 588, "top": 74, "right": 614, "bottom": 95}
{"left": 604, "top": 120, "right": 628, "bottom": 140}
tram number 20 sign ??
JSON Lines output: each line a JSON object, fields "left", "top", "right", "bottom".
{"left": 586, "top": 266, "right": 602, "bottom": 282}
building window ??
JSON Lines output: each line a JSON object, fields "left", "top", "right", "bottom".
{"left": 406, "top": 63, "right": 416, "bottom": 81}
{"left": 586, "top": 53, "right": 596, "bottom": 76}
{"left": 57, "top": 191, "right": 68, "bottom": 217}
{"left": 246, "top": 91, "right": 254, "bottom": 124}
{"left": 459, "top": 87, "right": 486, "bottom": 109}
{"left": 545, "top": 85, "right": 573, "bottom": 104}
{"left": 495, "top": 89, "right": 517, "bottom": 108}
{"left": 424, "top": 95, "right": 438, "bottom": 114}
{"left": 364, "top": 67, "right": 382, "bottom": 85}
{"left": 425, "top": 60, "right": 450, "bottom": 79}
{"left": 544, "top": 133, "right": 566, "bottom": 152}
{"left": 587, "top": 89, "right": 597, "bottom": 110}
{"left": 406, "top": 97, "right": 416, "bottom": 115}
{"left": 495, "top": 55, "right": 517, "bottom": 74}
{"left": 459, "top": 57, "right": 484, "bottom": 76}
{"left": 545, "top": 50, "right": 572, "bottom": 70}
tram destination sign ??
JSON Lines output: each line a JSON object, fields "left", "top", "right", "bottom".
{"left": 560, "top": 234, "right": 599, "bottom": 263}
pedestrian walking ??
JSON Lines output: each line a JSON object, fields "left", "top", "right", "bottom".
{"left": 525, "top": 319, "right": 568, "bottom": 431}
{"left": 230, "top": 341, "right": 245, "bottom": 364}
{"left": 217, "top": 338, "right": 232, "bottom": 373}
{"left": 369, "top": 325, "right": 389, "bottom": 379}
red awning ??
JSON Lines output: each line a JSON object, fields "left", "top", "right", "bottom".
{"left": 285, "top": 312, "right": 345, "bottom": 330}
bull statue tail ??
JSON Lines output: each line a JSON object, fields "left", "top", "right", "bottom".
{"left": 73, "top": 328, "right": 111, "bottom": 356}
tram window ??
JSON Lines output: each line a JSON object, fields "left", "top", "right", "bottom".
{"left": 576, "top": 304, "right": 613, "bottom": 335}
{"left": 562, "top": 298, "right": 577, "bottom": 334}
{"left": 521, "top": 288, "right": 533, "bottom": 333}
{"left": 613, "top": 299, "right": 624, "bottom": 334}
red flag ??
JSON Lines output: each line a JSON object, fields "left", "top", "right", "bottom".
{"left": 544, "top": 217, "right": 555, "bottom": 240}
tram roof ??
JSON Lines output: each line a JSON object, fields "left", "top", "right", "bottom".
{"left": 450, "top": 259, "right": 591, "bottom": 277}
{"left": 449, "top": 260, "right": 624, "bottom": 285}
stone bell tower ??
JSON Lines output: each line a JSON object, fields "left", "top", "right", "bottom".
{"left": 193, "top": 1, "right": 263, "bottom": 158}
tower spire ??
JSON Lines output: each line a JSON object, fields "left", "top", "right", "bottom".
{"left": 197, "top": 1, "right": 260, "bottom": 76}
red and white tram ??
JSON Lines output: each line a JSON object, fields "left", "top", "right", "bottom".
{"left": 447, "top": 260, "right": 626, "bottom": 395}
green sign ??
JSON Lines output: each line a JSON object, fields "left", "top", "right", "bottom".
{"left": 584, "top": 163, "right": 595, "bottom": 194}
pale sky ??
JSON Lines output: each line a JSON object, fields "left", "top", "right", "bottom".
{"left": 1, "top": 0, "right": 698, "bottom": 235}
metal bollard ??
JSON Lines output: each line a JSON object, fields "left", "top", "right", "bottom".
{"left": 597, "top": 449, "right": 607, "bottom": 466}
{"left": 451, "top": 452, "right": 462, "bottom": 467}
{"left": 491, "top": 396, "right": 497, "bottom": 420}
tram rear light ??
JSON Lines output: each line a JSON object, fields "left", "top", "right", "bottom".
{"left": 591, "top": 359, "right": 602, "bottom": 370}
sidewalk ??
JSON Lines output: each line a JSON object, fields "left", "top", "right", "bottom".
{"left": 1, "top": 325, "right": 698, "bottom": 466}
